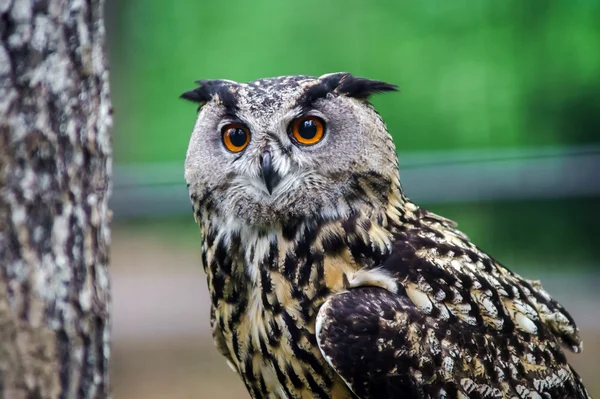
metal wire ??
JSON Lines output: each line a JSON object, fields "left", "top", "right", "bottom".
{"left": 111, "top": 144, "right": 600, "bottom": 219}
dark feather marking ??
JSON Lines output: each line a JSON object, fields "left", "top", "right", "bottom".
{"left": 267, "top": 319, "right": 282, "bottom": 347}
{"left": 358, "top": 218, "right": 372, "bottom": 232}
{"left": 243, "top": 356, "right": 256, "bottom": 383}
{"left": 226, "top": 309, "right": 237, "bottom": 334}
{"left": 296, "top": 222, "right": 320, "bottom": 259}
{"left": 283, "top": 253, "right": 297, "bottom": 282}
{"left": 266, "top": 294, "right": 283, "bottom": 315}
{"left": 225, "top": 285, "right": 241, "bottom": 304}
{"left": 314, "top": 252, "right": 326, "bottom": 285}
{"left": 290, "top": 286, "right": 304, "bottom": 300}
{"left": 282, "top": 311, "right": 325, "bottom": 376}
{"left": 229, "top": 230, "right": 242, "bottom": 257}
{"left": 299, "top": 296, "right": 315, "bottom": 323}
{"left": 266, "top": 241, "right": 278, "bottom": 270}
{"left": 348, "top": 236, "right": 373, "bottom": 265}
{"left": 271, "top": 299, "right": 283, "bottom": 315}
{"left": 247, "top": 337, "right": 255, "bottom": 356}
{"left": 282, "top": 217, "right": 301, "bottom": 240}
{"left": 348, "top": 176, "right": 373, "bottom": 207}
{"left": 211, "top": 271, "right": 225, "bottom": 302}
{"left": 231, "top": 329, "right": 241, "bottom": 363}
{"left": 285, "top": 364, "right": 304, "bottom": 389}
{"left": 260, "top": 267, "right": 273, "bottom": 294}
{"left": 200, "top": 249, "right": 208, "bottom": 273}
{"left": 270, "top": 360, "right": 295, "bottom": 399}
{"left": 245, "top": 384, "right": 260, "bottom": 399}
{"left": 297, "top": 252, "right": 313, "bottom": 287}
{"left": 360, "top": 172, "right": 393, "bottom": 203}
{"left": 316, "top": 284, "right": 330, "bottom": 301}
{"left": 229, "top": 310, "right": 242, "bottom": 334}
{"left": 257, "top": 376, "right": 268, "bottom": 396}
{"left": 480, "top": 257, "right": 495, "bottom": 273}
{"left": 321, "top": 232, "right": 346, "bottom": 255}
{"left": 340, "top": 211, "right": 358, "bottom": 235}
{"left": 303, "top": 370, "right": 329, "bottom": 398}
{"left": 205, "top": 227, "right": 217, "bottom": 248}
{"left": 214, "top": 238, "right": 231, "bottom": 274}
{"left": 195, "top": 188, "right": 213, "bottom": 211}
{"left": 261, "top": 289, "right": 272, "bottom": 312}
{"left": 217, "top": 313, "right": 226, "bottom": 333}
{"left": 259, "top": 337, "right": 271, "bottom": 360}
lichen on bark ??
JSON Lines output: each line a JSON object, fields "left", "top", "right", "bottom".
{"left": 0, "top": 0, "right": 112, "bottom": 398}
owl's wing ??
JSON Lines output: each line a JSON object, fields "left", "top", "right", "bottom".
{"left": 315, "top": 227, "right": 589, "bottom": 399}
{"left": 316, "top": 287, "right": 588, "bottom": 399}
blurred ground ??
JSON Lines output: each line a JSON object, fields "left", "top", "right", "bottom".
{"left": 110, "top": 225, "right": 600, "bottom": 399}
{"left": 113, "top": 341, "right": 247, "bottom": 399}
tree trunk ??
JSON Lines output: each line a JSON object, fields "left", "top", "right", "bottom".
{"left": 0, "top": 1, "right": 111, "bottom": 398}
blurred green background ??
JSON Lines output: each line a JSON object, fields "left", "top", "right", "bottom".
{"left": 105, "top": 1, "right": 600, "bottom": 398}
{"left": 109, "top": 1, "right": 600, "bottom": 162}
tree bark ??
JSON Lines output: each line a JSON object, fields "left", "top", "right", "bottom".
{"left": 0, "top": 1, "right": 111, "bottom": 398}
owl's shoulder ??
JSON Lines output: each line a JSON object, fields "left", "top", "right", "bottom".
{"left": 380, "top": 206, "right": 582, "bottom": 351}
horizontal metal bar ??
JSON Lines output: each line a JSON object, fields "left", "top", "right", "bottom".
{"left": 110, "top": 145, "right": 600, "bottom": 219}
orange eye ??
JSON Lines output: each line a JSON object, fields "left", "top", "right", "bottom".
{"left": 222, "top": 124, "right": 250, "bottom": 152}
{"left": 290, "top": 116, "right": 325, "bottom": 145}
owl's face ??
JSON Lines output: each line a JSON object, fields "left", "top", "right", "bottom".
{"left": 184, "top": 73, "right": 399, "bottom": 228}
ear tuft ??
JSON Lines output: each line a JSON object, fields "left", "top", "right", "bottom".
{"left": 180, "top": 80, "right": 238, "bottom": 110}
{"left": 180, "top": 88, "right": 208, "bottom": 104}
{"left": 335, "top": 74, "right": 398, "bottom": 99}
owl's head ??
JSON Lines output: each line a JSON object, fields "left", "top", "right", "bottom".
{"left": 183, "top": 73, "right": 400, "bottom": 229}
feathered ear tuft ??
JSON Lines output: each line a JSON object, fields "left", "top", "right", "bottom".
{"left": 180, "top": 89, "right": 207, "bottom": 104}
{"left": 317, "top": 73, "right": 398, "bottom": 100}
{"left": 180, "top": 80, "right": 213, "bottom": 105}
{"left": 180, "top": 80, "right": 238, "bottom": 111}
{"left": 337, "top": 73, "right": 398, "bottom": 99}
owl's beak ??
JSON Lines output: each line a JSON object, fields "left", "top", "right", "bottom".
{"left": 260, "top": 149, "right": 281, "bottom": 195}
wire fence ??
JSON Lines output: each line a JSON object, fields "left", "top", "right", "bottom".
{"left": 111, "top": 144, "right": 600, "bottom": 219}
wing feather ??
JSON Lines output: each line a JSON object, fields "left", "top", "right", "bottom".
{"left": 316, "top": 217, "right": 589, "bottom": 398}
{"left": 316, "top": 287, "right": 589, "bottom": 399}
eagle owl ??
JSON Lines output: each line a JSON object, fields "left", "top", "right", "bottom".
{"left": 182, "top": 73, "right": 589, "bottom": 399}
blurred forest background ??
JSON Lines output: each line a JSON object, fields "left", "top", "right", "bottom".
{"left": 104, "top": 1, "right": 600, "bottom": 398}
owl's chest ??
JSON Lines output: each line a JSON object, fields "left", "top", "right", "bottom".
{"left": 202, "top": 223, "right": 362, "bottom": 398}
{"left": 213, "top": 278, "right": 354, "bottom": 399}
{"left": 213, "top": 255, "right": 352, "bottom": 399}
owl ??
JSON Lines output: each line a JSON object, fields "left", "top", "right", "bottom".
{"left": 182, "top": 73, "right": 589, "bottom": 399}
